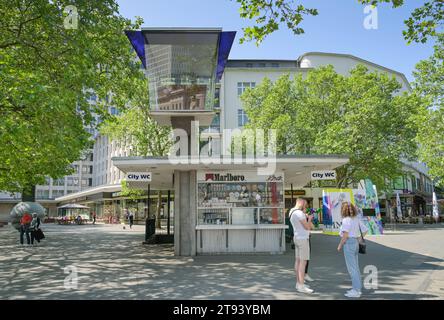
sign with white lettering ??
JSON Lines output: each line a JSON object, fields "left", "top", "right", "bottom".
{"left": 125, "top": 172, "right": 152, "bottom": 182}
{"left": 311, "top": 170, "right": 336, "bottom": 181}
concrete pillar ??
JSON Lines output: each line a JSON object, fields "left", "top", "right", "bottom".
{"left": 174, "top": 170, "right": 197, "bottom": 256}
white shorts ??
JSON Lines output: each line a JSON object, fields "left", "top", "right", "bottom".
{"left": 294, "top": 239, "right": 310, "bottom": 261}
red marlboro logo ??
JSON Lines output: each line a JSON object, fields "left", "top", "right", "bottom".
{"left": 205, "top": 174, "right": 214, "bottom": 181}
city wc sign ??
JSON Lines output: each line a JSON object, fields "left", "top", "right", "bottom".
{"left": 125, "top": 172, "right": 152, "bottom": 182}
{"left": 311, "top": 170, "right": 336, "bottom": 181}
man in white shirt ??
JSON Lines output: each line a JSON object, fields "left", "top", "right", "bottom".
{"left": 290, "top": 198, "right": 314, "bottom": 294}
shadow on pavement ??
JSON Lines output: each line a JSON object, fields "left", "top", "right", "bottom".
{"left": 0, "top": 223, "right": 442, "bottom": 300}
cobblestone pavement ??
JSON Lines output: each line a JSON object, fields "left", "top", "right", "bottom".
{"left": 0, "top": 222, "right": 443, "bottom": 300}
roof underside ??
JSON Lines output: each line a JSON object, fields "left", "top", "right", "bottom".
{"left": 112, "top": 156, "right": 349, "bottom": 190}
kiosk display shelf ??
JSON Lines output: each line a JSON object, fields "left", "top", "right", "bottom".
{"left": 197, "top": 172, "right": 285, "bottom": 225}
{"left": 196, "top": 171, "right": 287, "bottom": 254}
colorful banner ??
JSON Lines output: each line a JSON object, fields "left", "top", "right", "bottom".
{"left": 322, "top": 189, "right": 354, "bottom": 235}
{"left": 322, "top": 183, "right": 384, "bottom": 235}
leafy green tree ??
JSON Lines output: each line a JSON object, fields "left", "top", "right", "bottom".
{"left": 235, "top": 0, "right": 442, "bottom": 45}
{"left": 413, "top": 34, "right": 444, "bottom": 186}
{"left": 233, "top": 0, "right": 318, "bottom": 45}
{"left": 359, "top": 0, "right": 443, "bottom": 44}
{"left": 0, "top": 0, "right": 143, "bottom": 198}
{"left": 242, "top": 65, "right": 421, "bottom": 191}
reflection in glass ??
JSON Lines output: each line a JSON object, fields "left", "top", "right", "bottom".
{"left": 144, "top": 32, "right": 219, "bottom": 112}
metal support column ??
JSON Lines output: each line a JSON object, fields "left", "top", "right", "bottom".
{"left": 167, "top": 190, "right": 171, "bottom": 235}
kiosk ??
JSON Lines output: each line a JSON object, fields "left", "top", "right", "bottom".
{"left": 120, "top": 28, "right": 349, "bottom": 256}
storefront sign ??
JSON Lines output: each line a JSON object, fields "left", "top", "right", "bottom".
{"left": 311, "top": 170, "right": 336, "bottom": 180}
{"left": 205, "top": 173, "right": 245, "bottom": 182}
{"left": 198, "top": 171, "right": 283, "bottom": 183}
{"left": 285, "top": 190, "right": 306, "bottom": 196}
{"left": 126, "top": 172, "right": 152, "bottom": 182}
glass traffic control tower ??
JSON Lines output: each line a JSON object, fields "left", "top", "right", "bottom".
{"left": 125, "top": 28, "right": 236, "bottom": 255}
{"left": 125, "top": 28, "right": 236, "bottom": 150}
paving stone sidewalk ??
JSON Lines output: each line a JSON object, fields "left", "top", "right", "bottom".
{"left": 0, "top": 223, "right": 443, "bottom": 300}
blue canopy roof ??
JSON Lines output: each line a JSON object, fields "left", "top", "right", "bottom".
{"left": 125, "top": 29, "right": 236, "bottom": 80}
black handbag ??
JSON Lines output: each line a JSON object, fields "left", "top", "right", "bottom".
{"left": 358, "top": 225, "right": 366, "bottom": 254}
{"left": 35, "top": 228, "right": 45, "bottom": 240}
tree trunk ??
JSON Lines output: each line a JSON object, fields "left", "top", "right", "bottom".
{"left": 22, "top": 185, "right": 36, "bottom": 202}
{"left": 156, "top": 190, "right": 162, "bottom": 229}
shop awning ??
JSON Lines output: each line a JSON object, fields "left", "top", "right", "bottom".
{"left": 57, "top": 203, "right": 91, "bottom": 209}
{"left": 111, "top": 155, "right": 349, "bottom": 189}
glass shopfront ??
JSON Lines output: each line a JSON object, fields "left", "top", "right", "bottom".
{"left": 197, "top": 172, "right": 285, "bottom": 226}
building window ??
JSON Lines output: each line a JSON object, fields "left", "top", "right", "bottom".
{"left": 246, "top": 63, "right": 253, "bottom": 68}
{"left": 81, "top": 178, "right": 90, "bottom": 187}
{"left": 259, "top": 63, "right": 266, "bottom": 68}
{"left": 238, "top": 109, "right": 249, "bottom": 127}
{"left": 237, "top": 82, "right": 256, "bottom": 97}
{"left": 71, "top": 165, "right": 79, "bottom": 174}
{"left": 271, "top": 63, "right": 280, "bottom": 68}
{"left": 36, "top": 190, "right": 49, "bottom": 200}
{"left": 67, "top": 177, "right": 79, "bottom": 187}
{"left": 52, "top": 190, "right": 65, "bottom": 198}
{"left": 53, "top": 178, "right": 65, "bottom": 186}
{"left": 393, "top": 176, "right": 404, "bottom": 190}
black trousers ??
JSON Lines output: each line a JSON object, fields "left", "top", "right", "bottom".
{"left": 20, "top": 226, "right": 30, "bottom": 245}
{"left": 31, "top": 230, "right": 41, "bottom": 243}
{"left": 305, "top": 235, "right": 311, "bottom": 274}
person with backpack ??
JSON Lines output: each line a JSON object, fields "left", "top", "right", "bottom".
{"left": 19, "top": 212, "right": 32, "bottom": 245}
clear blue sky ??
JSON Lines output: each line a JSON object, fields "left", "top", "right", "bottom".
{"left": 116, "top": 0, "right": 435, "bottom": 82}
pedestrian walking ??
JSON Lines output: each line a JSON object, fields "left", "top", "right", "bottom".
{"left": 29, "top": 213, "right": 40, "bottom": 246}
{"left": 128, "top": 211, "right": 134, "bottom": 229}
{"left": 92, "top": 212, "right": 96, "bottom": 224}
{"left": 19, "top": 212, "right": 32, "bottom": 245}
{"left": 337, "top": 202, "right": 368, "bottom": 298}
{"left": 289, "top": 198, "right": 315, "bottom": 294}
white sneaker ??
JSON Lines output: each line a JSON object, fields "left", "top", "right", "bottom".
{"left": 296, "top": 284, "right": 314, "bottom": 294}
{"left": 305, "top": 274, "right": 314, "bottom": 282}
{"left": 296, "top": 283, "right": 311, "bottom": 289}
{"left": 344, "top": 290, "right": 361, "bottom": 298}
{"left": 346, "top": 289, "right": 361, "bottom": 295}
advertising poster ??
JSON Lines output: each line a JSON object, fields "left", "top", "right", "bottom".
{"left": 364, "top": 179, "right": 381, "bottom": 219}
{"left": 322, "top": 189, "right": 354, "bottom": 235}
{"left": 353, "top": 184, "right": 383, "bottom": 235}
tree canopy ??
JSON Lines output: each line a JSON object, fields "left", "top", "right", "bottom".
{"left": 235, "top": 0, "right": 442, "bottom": 45}
{"left": 0, "top": 0, "right": 144, "bottom": 193}
{"left": 241, "top": 65, "right": 422, "bottom": 191}
{"left": 413, "top": 34, "right": 444, "bottom": 186}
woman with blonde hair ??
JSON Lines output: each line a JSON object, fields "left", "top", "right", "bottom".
{"left": 337, "top": 202, "right": 368, "bottom": 298}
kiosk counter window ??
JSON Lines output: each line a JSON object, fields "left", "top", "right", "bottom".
{"left": 196, "top": 171, "right": 287, "bottom": 254}
{"left": 197, "top": 180, "right": 285, "bottom": 225}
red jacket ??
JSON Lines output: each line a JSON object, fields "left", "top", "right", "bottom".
{"left": 20, "top": 213, "right": 32, "bottom": 225}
